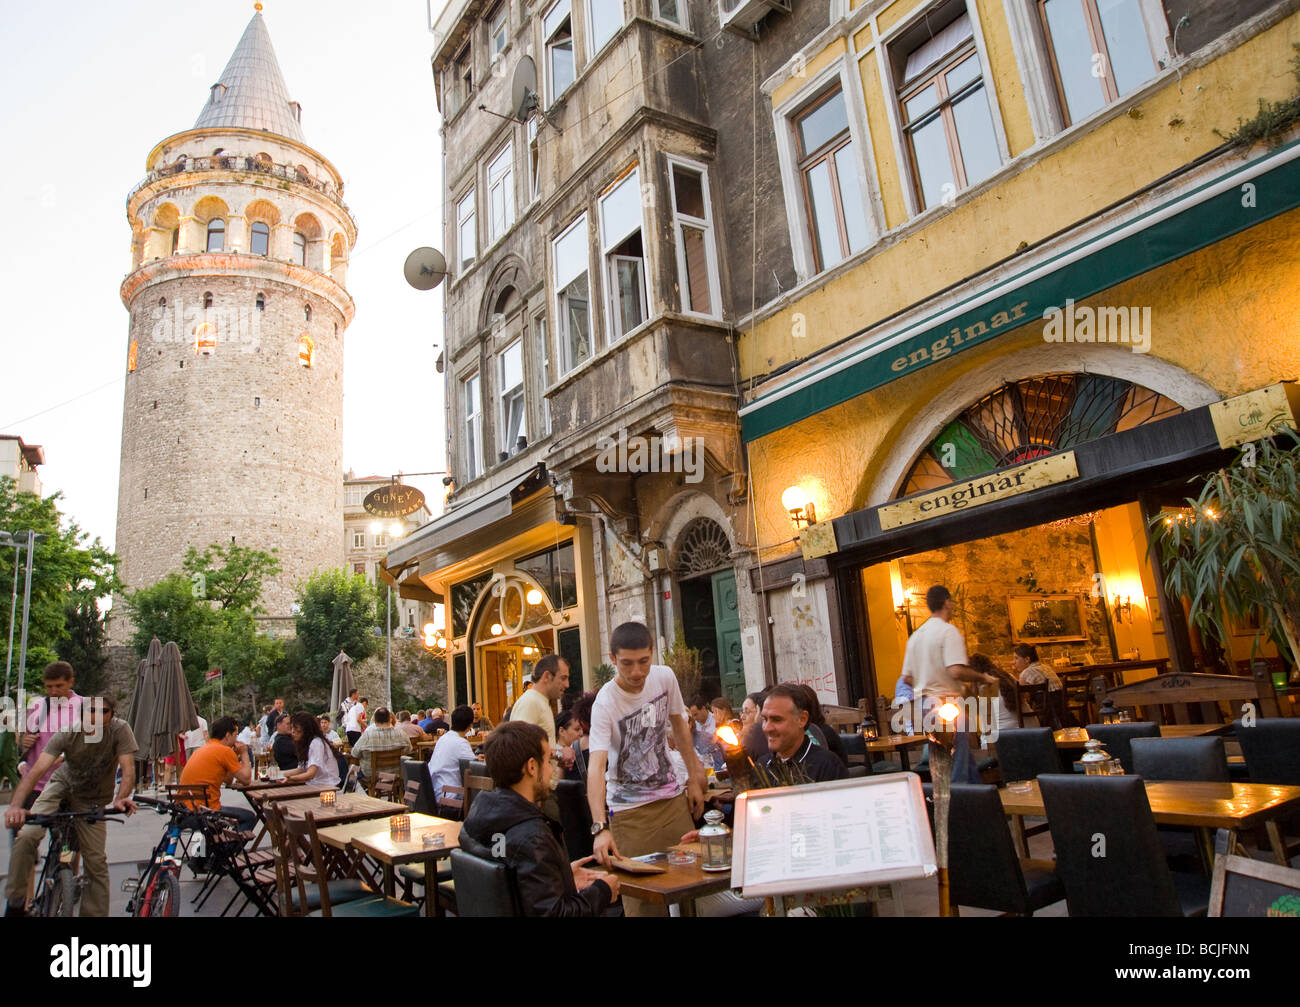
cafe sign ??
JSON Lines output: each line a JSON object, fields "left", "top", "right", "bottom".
{"left": 363, "top": 482, "right": 426, "bottom": 518}
{"left": 878, "top": 452, "right": 1079, "bottom": 531}
{"left": 1209, "top": 382, "right": 1300, "bottom": 450}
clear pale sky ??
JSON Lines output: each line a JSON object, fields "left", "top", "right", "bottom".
{"left": 0, "top": 0, "right": 449, "bottom": 551}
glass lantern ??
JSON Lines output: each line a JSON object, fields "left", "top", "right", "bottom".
{"left": 698, "top": 810, "right": 732, "bottom": 870}
{"left": 859, "top": 713, "right": 878, "bottom": 742}
{"left": 1081, "top": 738, "right": 1113, "bottom": 775}
{"left": 1097, "top": 700, "right": 1119, "bottom": 725}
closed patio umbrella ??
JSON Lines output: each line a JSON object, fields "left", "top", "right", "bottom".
{"left": 147, "top": 640, "right": 198, "bottom": 762}
{"left": 329, "top": 651, "right": 355, "bottom": 722}
{"left": 126, "top": 637, "right": 163, "bottom": 756}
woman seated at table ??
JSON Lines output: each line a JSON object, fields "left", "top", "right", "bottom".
{"left": 555, "top": 709, "right": 583, "bottom": 776}
{"left": 280, "top": 712, "right": 341, "bottom": 789}
{"left": 969, "top": 654, "right": 1020, "bottom": 734}
{"left": 1012, "top": 644, "right": 1062, "bottom": 691}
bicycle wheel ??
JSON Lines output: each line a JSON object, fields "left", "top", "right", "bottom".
{"left": 136, "top": 868, "right": 180, "bottom": 918}
{"left": 44, "top": 866, "right": 78, "bottom": 918}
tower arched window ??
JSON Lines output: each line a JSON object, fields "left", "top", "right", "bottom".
{"left": 206, "top": 218, "right": 225, "bottom": 252}
{"left": 170, "top": 228, "right": 179, "bottom": 254}
{"left": 303, "top": 303, "right": 312, "bottom": 322}
{"left": 293, "top": 231, "right": 307, "bottom": 266}
{"left": 256, "top": 293, "right": 265, "bottom": 311}
{"left": 250, "top": 221, "right": 270, "bottom": 256}
{"left": 203, "top": 292, "right": 213, "bottom": 309}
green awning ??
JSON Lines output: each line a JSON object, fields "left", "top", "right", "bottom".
{"left": 740, "top": 138, "right": 1300, "bottom": 443}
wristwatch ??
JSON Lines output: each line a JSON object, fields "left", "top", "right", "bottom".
{"left": 590, "top": 820, "right": 609, "bottom": 837}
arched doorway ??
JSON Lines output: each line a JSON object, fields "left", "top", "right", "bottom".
{"left": 673, "top": 518, "right": 745, "bottom": 707}
{"left": 467, "top": 572, "right": 567, "bottom": 723}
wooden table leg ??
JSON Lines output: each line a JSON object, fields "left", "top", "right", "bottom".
{"left": 899, "top": 747, "right": 911, "bottom": 772}
{"left": 1195, "top": 828, "right": 1216, "bottom": 875}
{"left": 678, "top": 898, "right": 697, "bottom": 918}
{"left": 1011, "top": 814, "right": 1029, "bottom": 859}
{"left": 1265, "top": 821, "right": 1289, "bottom": 866}
{"left": 382, "top": 863, "right": 395, "bottom": 897}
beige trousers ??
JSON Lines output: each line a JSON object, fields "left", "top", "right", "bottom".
{"left": 610, "top": 793, "right": 695, "bottom": 918}
{"left": 6, "top": 777, "right": 111, "bottom": 916}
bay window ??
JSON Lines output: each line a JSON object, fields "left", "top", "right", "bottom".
{"left": 599, "top": 168, "right": 647, "bottom": 340}
{"left": 553, "top": 214, "right": 591, "bottom": 372}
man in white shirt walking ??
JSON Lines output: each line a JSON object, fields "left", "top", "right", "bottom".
{"left": 343, "top": 696, "right": 368, "bottom": 746}
{"left": 901, "top": 585, "right": 997, "bottom": 784}
{"left": 184, "top": 715, "right": 209, "bottom": 759}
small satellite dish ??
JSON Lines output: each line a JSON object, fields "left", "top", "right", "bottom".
{"left": 512, "top": 56, "right": 539, "bottom": 122}
{"left": 403, "top": 247, "right": 447, "bottom": 291}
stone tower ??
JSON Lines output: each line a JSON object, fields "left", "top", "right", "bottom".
{"left": 113, "top": 9, "right": 355, "bottom": 637}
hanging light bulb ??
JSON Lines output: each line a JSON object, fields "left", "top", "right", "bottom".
{"left": 490, "top": 622, "right": 503, "bottom": 636}
{"left": 526, "top": 588, "right": 543, "bottom": 606}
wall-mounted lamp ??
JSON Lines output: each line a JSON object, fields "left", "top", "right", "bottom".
{"left": 781, "top": 485, "right": 816, "bottom": 529}
{"left": 1111, "top": 594, "right": 1132, "bottom": 624}
{"left": 895, "top": 589, "right": 914, "bottom": 621}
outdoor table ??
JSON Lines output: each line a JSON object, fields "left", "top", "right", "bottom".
{"left": 243, "top": 785, "right": 341, "bottom": 847}
{"left": 865, "top": 733, "right": 928, "bottom": 771}
{"left": 1000, "top": 779, "right": 1300, "bottom": 867}
{"left": 234, "top": 778, "right": 306, "bottom": 793}
{"left": 611, "top": 842, "right": 734, "bottom": 916}
{"left": 275, "top": 792, "right": 406, "bottom": 827}
{"left": 1054, "top": 723, "right": 1231, "bottom": 747}
{"left": 319, "top": 814, "right": 462, "bottom": 917}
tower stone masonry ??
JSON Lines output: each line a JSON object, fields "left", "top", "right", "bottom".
{"left": 112, "top": 10, "right": 355, "bottom": 640}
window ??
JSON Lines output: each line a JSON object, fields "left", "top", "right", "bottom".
{"left": 1038, "top": 0, "right": 1161, "bottom": 125}
{"left": 896, "top": 11, "right": 1001, "bottom": 210}
{"left": 669, "top": 160, "right": 720, "bottom": 316}
{"left": 351, "top": 530, "right": 365, "bottom": 549}
{"left": 500, "top": 339, "right": 527, "bottom": 452}
{"left": 655, "top": 0, "right": 687, "bottom": 28}
{"left": 487, "top": 143, "right": 515, "bottom": 244}
{"left": 293, "top": 231, "right": 307, "bottom": 266}
{"left": 553, "top": 215, "right": 591, "bottom": 372}
{"left": 587, "top": 0, "right": 622, "bottom": 53}
{"left": 256, "top": 293, "right": 265, "bottom": 311}
{"left": 527, "top": 116, "right": 541, "bottom": 201}
{"left": 488, "top": 3, "right": 508, "bottom": 60}
{"left": 454, "top": 42, "right": 473, "bottom": 112}
{"left": 203, "top": 291, "right": 214, "bottom": 309}
{"left": 599, "top": 168, "right": 647, "bottom": 340}
{"left": 304, "top": 303, "right": 312, "bottom": 322}
{"left": 535, "top": 315, "right": 552, "bottom": 435}
{"left": 457, "top": 190, "right": 477, "bottom": 270}
{"left": 374, "top": 533, "right": 389, "bottom": 548}
{"left": 298, "top": 334, "right": 315, "bottom": 367}
{"left": 544, "top": 1, "right": 575, "bottom": 100}
{"left": 463, "top": 372, "right": 482, "bottom": 480}
{"left": 250, "top": 221, "right": 270, "bottom": 256}
{"left": 794, "top": 89, "right": 870, "bottom": 270}
{"left": 170, "top": 228, "right": 179, "bottom": 254}
{"left": 354, "top": 562, "right": 366, "bottom": 575}
{"left": 205, "top": 218, "right": 225, "bottom": 252}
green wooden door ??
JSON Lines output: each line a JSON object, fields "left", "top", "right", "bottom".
{"left": 711, "top": 569, "right": 746, "bottom": 708}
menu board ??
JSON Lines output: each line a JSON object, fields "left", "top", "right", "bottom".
{"left": 732, "top": 774, "right": 936, "bottom": 898}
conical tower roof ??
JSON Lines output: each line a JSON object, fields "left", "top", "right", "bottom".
{"left": 193, "top": 10, "right": 306, "bottom": 143}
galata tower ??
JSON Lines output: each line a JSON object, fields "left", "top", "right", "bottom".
{"left": 114, "top": 7, "right": 355, "bottom": 637}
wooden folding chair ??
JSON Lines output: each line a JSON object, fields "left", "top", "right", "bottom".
{"left": 293, "top": 811, "right": 418, "bottom": 917}
{"left": 366, "top": 748, "right": 405, "bottom": 796}
{"left": 464, "top": 770, "right": 494, "bottom": 818}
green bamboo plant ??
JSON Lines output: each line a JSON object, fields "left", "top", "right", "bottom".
{"left": 1153, "top": 427, "right": 1300, "bottom": 670}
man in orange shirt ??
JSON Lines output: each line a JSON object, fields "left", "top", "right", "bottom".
{"left": 180, "top": 717, "right": 255, "bottom": 831}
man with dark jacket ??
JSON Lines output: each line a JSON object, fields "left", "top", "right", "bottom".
{"left": 460, "top": 720, "right": 619, "bottom": 917}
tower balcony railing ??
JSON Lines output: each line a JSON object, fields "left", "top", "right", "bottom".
{"left": 129, "top": 155, "right": 349, "bottom": 212}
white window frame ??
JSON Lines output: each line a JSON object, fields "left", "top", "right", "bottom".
{"left": 653, "top": 0, "right": 689, "bottom": 30}
{"left": 665, "top": 155, "right": 721, "bottom": 319}
{"left": 499, "top": 339, "right": 527, "bottom": 453}
{"left": 487, "top": 141, "right": 515, "bottom": 245}
{"left": 772, "top": 56, "right": 883, "bottom": 283}
{"left": 877, "top": 2, "right": 1012, "bottom": 221}
{"left": 463, "top": 371, "right": 482, "bottom": 480}
{"left": 457, "top": 188, "right": 477, "bottom": 271}
{"left": 488, "top": 2, "right": 509, "bottom": 62}
{"left": 552, "top": 213, "right": 592, "bottom": 374}
{"left": 586, "top": 0, "right": 624, "bottom": 57}
{"left": 598, "top": 167, "right": 649, "bottom": 343}
{"left": 1003, "top": 0, "right": 1172, "bottom": 142}
{"left": 351, "top": 530, "right": 365, "bottom": 550}
{"left": 543, "top": 0, "right": 576, "bottom": 105}
{"left": 535, "top": 314, "right": 552, "bottom": 436}
{"left": 527, "top": 116, "right": 541, "bottom": 203}
{"left": 374, "top": 532, "right": 389, "bottom": 549}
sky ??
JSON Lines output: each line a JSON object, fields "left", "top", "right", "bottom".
{"left": 0, "top": 0, "right": 450, "bottom": 550}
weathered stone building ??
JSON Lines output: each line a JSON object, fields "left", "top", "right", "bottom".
{"left": 113, "top": 10, "right": 356, "bottom": 637}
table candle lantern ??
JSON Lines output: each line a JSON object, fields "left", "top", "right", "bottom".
{"left": 389, "top": 814, "right": 411, "bottom": 840}
{"left": 319, "top": 790, "right": 336, "bottom": 807}
{"left": 1081, "top": 738, "right": 1114, "bottom": 775}
{"left": 1097, "top": 700, "right": 1119, "bottom": 725}
{"left": 699, "top": 810, "right": 732, "bottom": 870}
{"left": 859, "top": 714, "right": 878, "bottom": 741}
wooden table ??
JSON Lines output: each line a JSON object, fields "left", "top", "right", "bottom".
{"left": 612, "top": 843, "right": 734, "bottom": 916}
{"left": 865, "top": 734, "right": 928, "bottom": 771}
{"left": 252, "top": 784, "right": 331, "bottom": 802}
{"left": 275, "top": 793, "right": 406, "bottom": 827}
{"left": 1000, "top": 779, "right": 1300, "bottom": 866}
{"left": 234, "top": 779, "right": 307, "bottom": 793}
{"left": 1054, "top": 723, "right": 1231, "bottom": 748}
{"left": 317, "top": 814, "right": 461, "bottom": 917}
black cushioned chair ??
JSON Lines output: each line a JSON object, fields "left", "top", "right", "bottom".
{"left": 1234, "top": 718, "right": 1300, "bottom": 785}
{"left": 993, "top": 728, "right": 1059, "bottom": 783}
{"left": 1130, "top": 737, "right": 1229, "bottom": 782}
{"left": 1038, "top": 775, "right": 1209, "bottom": 916}
{"left": 1084, "top": 722, "right": 1160, "bottom": 775}
{"left": 924, "top": 783, "right": 1064, "bottom": 915}
{"left": 400, "top": 757, "right": 438, "bottom": 814}
{"left": 449, "top": 848, "right": 522, "bottom": 917}
{"left": 555, "top": 779, "right": 593, "bottom": 860}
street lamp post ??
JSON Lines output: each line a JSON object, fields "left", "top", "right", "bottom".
{"left": 370, "top": 519, "right": 407, "bottom": 710}
{"left": 1, "top": 530, "right": 40, "bottom": 701}
{"left": 2, "top": 533, "right": 23, "bottom": 698}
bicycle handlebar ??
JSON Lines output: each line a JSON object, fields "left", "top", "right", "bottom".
{"left": 25, "top": 808, "right": 125, "bottom": 827}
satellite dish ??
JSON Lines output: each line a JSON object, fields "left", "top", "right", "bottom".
{"left": 512, "top": 56, "right": 539, "bottom": 122}
{"left": 403, "top": 247, "right": 447, "bottom": 291}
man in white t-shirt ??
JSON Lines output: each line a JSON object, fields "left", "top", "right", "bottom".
{"left": 901, "top": 585, "right": 997, "bottom": 783}
{"left": 509, "top": 656, "right": 569, "bottom": 744}
{"left": 587, "top": 621, "right": 705, "bottom": 917}
{"left": 343, "top": 697, "right": 368, "bottom": 745}
{"left": 184, "top": 715, "right": 209, "bottom": 759}
{"left": 428, "top": 705, "right": 476, "bottom": 805}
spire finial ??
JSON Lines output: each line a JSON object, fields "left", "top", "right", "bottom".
{"left": 254, "top": 2, "right": 263, "bottom": 11}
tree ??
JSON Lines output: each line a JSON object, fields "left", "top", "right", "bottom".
{"left": 295, "top": 569, "right": 379, "bottom": 693}
{"left": 182, "top": 543, "right": 280, "bottom": 612}
{"left": 0, "top": 476, "right": 119, "bottom": 691}
{"left": 124, "top": 573, "right": 219, "bottom": 676}
{"left": 1155, "top": 429, "right": 1300, "bottom": 669}
{"left": 55, "top": 594, "right": 109, "bottom": 694}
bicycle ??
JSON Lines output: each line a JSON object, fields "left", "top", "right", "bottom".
{"left": 23, "top": 807, "right": 123, "bottom": 918}
{"left": 125, "top": 795, "right": 236, "bottom": 917}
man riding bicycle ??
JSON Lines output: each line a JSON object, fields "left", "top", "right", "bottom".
{"left": 4, "top": 694, "right": 139, "bottom": 917}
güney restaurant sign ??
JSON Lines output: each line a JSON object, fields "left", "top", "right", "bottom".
{"left": 363, "top": 482, "right": 426, "bottom": 518}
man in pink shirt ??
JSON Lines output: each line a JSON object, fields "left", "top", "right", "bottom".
{"left": 18, "top": 662, "right": 83, "bottom": 799}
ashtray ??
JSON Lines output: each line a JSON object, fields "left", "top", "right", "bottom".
{"left": 667, "top": 849, "right": 697, "bottom": 867}
{"left": 422, "top": 832, "right": 447, "bottom": 849}
{"left": 1007, "top": 781, "right": 1033, "bottom": 794}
